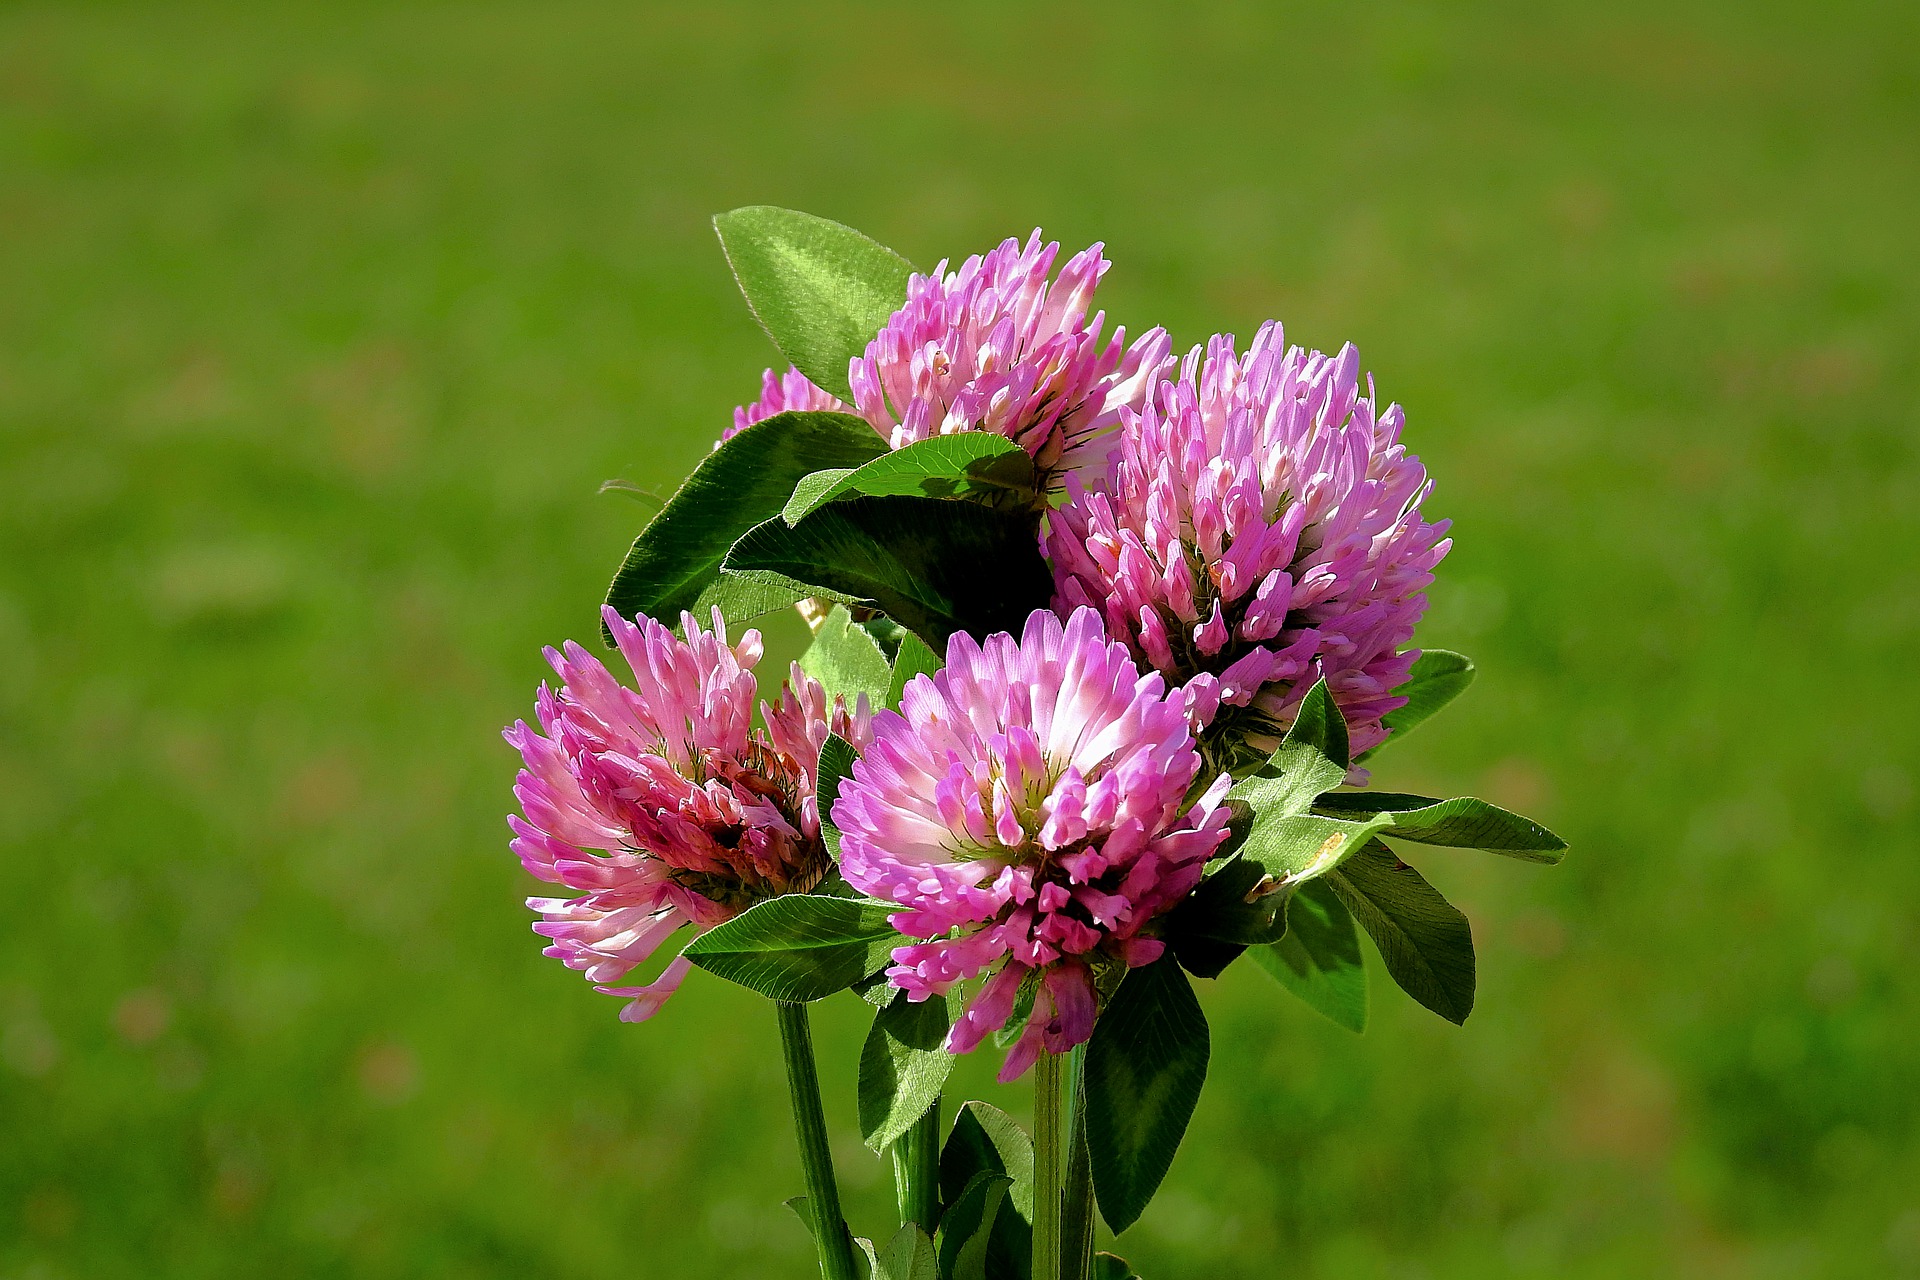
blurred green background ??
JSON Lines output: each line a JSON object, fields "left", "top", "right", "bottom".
{"left": 2, "top": 1, "right": 1915, "bottom": 1276}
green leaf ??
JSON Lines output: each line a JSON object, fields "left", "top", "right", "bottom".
{"left": 603, "top": 410, "right": 885, "bottom": 637}
{"left": 1313, "top": 791, "right": 1566, "bottom": 863}
{"left": 1250, "top": 879, "right": 1368, "bottom": 1032}
{"left": 802, "top": 604, "right": 894, "bottom": 713}
{"left": 1092, "top": 1254, "right": 1142, "bottom": 1280}
{"left": 817, "top": 731, "right": 858, "bottom": 860}
{"left": 873, "top": 1223, "right": 939, "bottom": 1280}
{"left": 937, "top": 1171, "right": 1013, "bottom": 1280}
{"left": 1226, "top": 680, "right": 1349, "bottom": 819}
{"left": 686, "top": 572, "right": 806, "bottom": 625}
{"left": 1373, "top": 649, "right": 1476, "bottom": 749}
{"left": 939, "top": 1101, "right": 1034, "bottom": 1277}
{"left": 859, "top": 991, "right": 957, "bottom": 1152}
{"left": 885, "top": 632, "right": 941, "bottom": 711}
{"left": 941, "top": 1102, "right": 1035, "bottom": 1220}
{"left": 1236, "top": 812, "right": 1394, "bottom": 885}
{"left": 713, "top": 206, "right": 915, "bottom": 403}
{"left": 782, "top": 434, "right": 1036, "bottom": 524}
{"left": 1325, "top": 842, "right": 1475, "bottom": 1024}
{"left": 681, "top": 894, "right": 897, "bottom": 1002}
{"left": 723, "top": 496, "right": 1052, "bottom": 650}
{"left": 1086, "top": 958, "right": 1209, "bottom": 1234}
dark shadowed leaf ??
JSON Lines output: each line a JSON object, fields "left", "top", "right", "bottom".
{"left": 1326, "top": 842, "right": 1475, "bottom": 1024}
{"left": 713, "top": 206, "right": 914, "bottom": 402}
{"left": 859, "top": 990, "right": 956, "bottom": 1152}
{"left": 681, "top": 894, "right": 896, "bottom": 1002}
{"left": 1086, "top": 959, "right": 1209, "bottom": 1234}
{"left": 1250, "top": 878, "right": 1368, "bottom": 1032}
{"left": 940, "top": 1102, "right": 1034, "bottom": 1277}
{"left": 724, "top": 495, "right": 1051, "bottom": 649}
{"left": 1093, "top": 1254, "right": 1142, "bottom": 1280}
{"left": 802, "top": 604, "right": 893, "bottom": 712}
{"left": 1164, "top": 850, "right": 1280, "bottom": 981}
{"left": 602, "top": 411, "right": 885, "bottom": 637}
{"left": 938, "top": 1171, "right": 1013, "bottom": 1280}
{"left": 782, "top": 433, "right": 1036, "bottom": 524}
{"left": 941, "top": 1102, "right": 1036, "bottom": 1220}
{"left": 1313, "top": 791, "right": 1566, "bottom": 862}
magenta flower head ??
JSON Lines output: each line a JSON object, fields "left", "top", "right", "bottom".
{"left": 834, "top": 607, "right": 1231, "bottom": 1082}
{"left": 504, "top": 606, "right": 872, "bottom": 1022}
{"left": 1045, "top": 323, "right": 1452, "bottom": 764}
{"left": 733, "top": 233, "right": 1172, "bottom": 489}
{"left": 724, "top": 366, "right": 847, "bottom": 443}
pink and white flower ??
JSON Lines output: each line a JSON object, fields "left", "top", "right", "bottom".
{"left": 1045, "top": 324, "right": 1451, "bottom": 761}
{"left": 833, "top": 607, "right": 1231, "bottom": 1081}
{"left": 732, "top": 233, "right": 1172, "bottom": 489}
{"left": 504, "top": 606, "right": 871, "bottom": 1021}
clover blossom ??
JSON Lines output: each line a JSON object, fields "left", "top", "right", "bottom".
{"left": 833, "top": 607, "right": 1230, "bottom": 1081}
{"left": 725, "top": 366, "right": 846, "bottom": 442}
{"left": 504, "top": 606, "right": 871, "bottom": 1021}
{"left": 1045, "top": 324, "right": 1451, "bottom": 763}
{"left": 733, "top": 233, "right": 1171, "bottom": 488}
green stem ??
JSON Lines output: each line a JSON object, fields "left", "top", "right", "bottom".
{"left": 1033, "top": 1049, "right": 1065, "bottom": 1280}
{"left": 775, "top": 1000, "right": 861, "bottom": 1280}
{"left": 1061, "top": 1047, "right": 1095, "bottom": 1280}
{"left": 890, "top": 1095, "right": 943, "bottom": 1236}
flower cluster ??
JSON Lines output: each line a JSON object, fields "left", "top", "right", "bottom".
{"left": 1045, "top": 323, "right": 1451, "bottom": 760}
{"left": 519, "top": 229, "right": 1451, "bottom": 1066}
{"left": 731, "top": 232, "right": 1171, "bottom": 488}
{"left": 504, "top": 606, "right": 870, "bottom": 1021}
{"left": 833, "top": 607, "right": 1231, "bottom": 1080}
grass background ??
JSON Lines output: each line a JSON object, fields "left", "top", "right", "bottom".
{"left": 2, "top": 1, "right": 1915, "bottom": 1276}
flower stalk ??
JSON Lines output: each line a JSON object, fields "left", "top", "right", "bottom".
{"left": 891, "top": 1097, "right": 943, "bottom": 1236}
{"left": 1033, "top": 1049, "right": 1066, "bottom": 1279}
{"left": 776, "top": 1000, "right": 861, "bottom": 1280}
{"left": 1061, "top": 1045, "right": 1095, "bottom": 1280}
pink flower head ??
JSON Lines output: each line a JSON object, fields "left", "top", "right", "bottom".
{"left": 834, "top": 607, "right": 1231, "bottom": 1081}
{"left": 504, "top": 606, "right": 872, "bottom": 1021}
{"left": 1045, "top": 323, "right": 1452, "bottom": 762}
{"left": 723, "top": 366, "right": 848, "bottom": 443}
{"left": 733, "top": 233, "right": 1172, "bottom": 490}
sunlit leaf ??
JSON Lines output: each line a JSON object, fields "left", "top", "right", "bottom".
{"left": 802, "top": 604, "right": 893, "bottom": 713}
{"left": 859, "top": 990, "right": 956, "bottom": 1152}
{"left": 1313, "top": 791, "right": 1565, "bottom": 863}
{"left": 681, "top": 894, "right": 896, "bottom": 1002}
{"left": 782, "top": 433, "right": 1035, "bottom": 524}
{"left": 713, "top": 205, "right": 914, "bottom": 402}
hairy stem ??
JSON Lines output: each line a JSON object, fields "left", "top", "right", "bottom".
{"left": 775, "top": 1000, "right": 860, "bottom": 1280}
{"left": 1033, "top": 1049, "right": 1066, "bottom": 1279}
{"left": 891, "top": 1095, "right": 944, "bottom": 1237}
{"left": 1061, "top": 1046, "right": 1095, "bottom": 1280}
